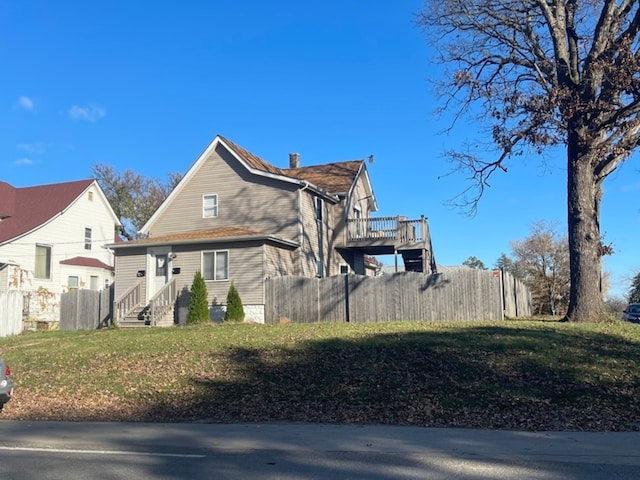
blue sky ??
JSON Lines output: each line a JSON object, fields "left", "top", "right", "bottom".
{"left": 2, "top": 1, "right": 638, "bottom": 298}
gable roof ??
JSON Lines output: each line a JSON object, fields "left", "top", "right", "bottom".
{"left": 0, "top": 179, "right": 98, "bottom": 244}
{"left": 218, "top": 135, "right": 282, "bottom": 175}
{"left": 141, "top": 135, "right": 376, "bottom": 234}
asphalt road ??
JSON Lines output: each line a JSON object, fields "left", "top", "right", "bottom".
{"left": 0, "top": 421, "right": 638, "bottom": 479}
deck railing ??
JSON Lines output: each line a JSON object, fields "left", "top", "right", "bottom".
{"left": 113, "top": 279, "right": 143, "bottom": 325}
{"left": 149, "top": 278, "right": 177, "bottom": 326}
{"left": 346, "top": 215, "right": 427, "bottom": 244}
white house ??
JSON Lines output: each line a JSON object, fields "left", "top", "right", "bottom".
{"left": 0, "top": 179, "right": 120, "bottom": 324}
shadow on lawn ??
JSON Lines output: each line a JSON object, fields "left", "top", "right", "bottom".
{"left": 139, "top": 325, "right": 640, "bottom": 431}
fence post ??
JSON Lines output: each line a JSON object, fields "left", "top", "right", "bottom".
{"left": 344, "top": 274, "right": 350, "bottom": 323}
{"left": 499, "top": 269, "right": 505, "bottom": 320}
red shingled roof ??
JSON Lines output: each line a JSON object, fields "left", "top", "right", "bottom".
{"left": 59, "top": 256, "right": 113, "bottom": 270}
{"left": 0, "top": 179, "right": 94, "bottom": 244}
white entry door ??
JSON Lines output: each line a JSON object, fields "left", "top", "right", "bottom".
{"left": 148, "top": 250, "right": 170, "bottom": 298}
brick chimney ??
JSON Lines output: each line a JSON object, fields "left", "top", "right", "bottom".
{"left": 289, "top": 152, "right": 300, "bottom": 169}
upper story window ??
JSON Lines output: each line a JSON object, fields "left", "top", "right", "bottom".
{"left": 84, "top": 227, "right": 92, "bottom": 250}
{"left": 316, "top": 260, "right": 323, "bottom": 278}
{"left": 88, "top": 191, "right": 94, "bottom": 202}
{"left": 35, "top": 244, "right": 51, "bottom": 279}
{"left": 203, "top": 194, "right": 218, "bottom": 218}
{"left": 315, "top": 197, "right": 323, "bottom": 220}
{"left": 202, "top": 250, "right": 229, "bottom": 281}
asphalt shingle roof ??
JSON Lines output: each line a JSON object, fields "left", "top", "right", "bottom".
{"left": 0, "top": 179, "right": 94, "bottom": 244}
{"left": 218, "top": 136, "right": 363, "bottom": 195}
{"left": 120, "top": 227, "right": 266, "bottom": 246}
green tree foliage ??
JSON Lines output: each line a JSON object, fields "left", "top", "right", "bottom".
{"left": 224, "top": 282, "right": 245, "bottom": 322}
{"left": 629, "top": 272, "right": 640, "bottom": 304}
{"left": 92, "top": 164, "right": 183, "bottom": 240}
{"left": 462, "top": 256, "right": 487, "bottom": 270}
{"left": 494, "top": 252, "right": 524, "bottom": 280}
{"left": 417, "top": 2, "right": 640, "bottom": 322}
{"left": 187, "top": 271, "right": 210, "bottom": 324}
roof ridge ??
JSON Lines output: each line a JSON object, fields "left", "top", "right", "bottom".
{"left": 217, "top": 135, "right": 282, "bottom": 175}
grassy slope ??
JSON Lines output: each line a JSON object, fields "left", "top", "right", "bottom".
{"left": 1, "top": 320, "right": 639, "bottom": 431}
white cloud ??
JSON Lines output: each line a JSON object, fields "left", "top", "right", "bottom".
{"left": 17, "top": 96, "right": 34, "bottom": 111}
{"left": 68, "top": 104, "right": 106, "bottom": 122}
{"left": 17, "top": 142, "right": 46, "bottom": 155}
{"left": 14, "top": 157, "right": 34, "bottom": 166}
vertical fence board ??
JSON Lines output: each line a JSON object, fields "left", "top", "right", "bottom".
{"left": 265, "top": 270, "right": 531, "bottom": 324}
{"left": 60, "top": 285, "right": 114, "bottom": 331}
{"left": 0, "top": 291, "right": 24, "bottom": 337}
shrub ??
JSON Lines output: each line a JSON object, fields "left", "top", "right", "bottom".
{"left": 224, "top": 282, "right": 245, "bottom": 322}
{"left": 187, "top": 271, "right": 210, "bottom": 324}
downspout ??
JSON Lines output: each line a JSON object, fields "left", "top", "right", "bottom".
{"left": 298, "top": 182, "right": 310, "bottom": 276}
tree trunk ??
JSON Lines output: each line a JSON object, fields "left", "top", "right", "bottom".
{"left": 565, "top": 136, "right": 604, "bottom": 322}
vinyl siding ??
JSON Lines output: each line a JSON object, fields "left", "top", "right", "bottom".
{"left": 113, "top": 246, "right": 148, "bottom": 301}
{"left": 147, "top": 144, "right": 300, "bottom": 240}
{"left": 0, "top": 183, "right": 116, "bottom": 295}
{"left": 264, "top": 244, "right": 296, "bottom": 278}
{"left": 298, "top": 191, "right": 321, "bottom": 277}
{"left": 151, "top": 241, "right": 266, "bottom": 306}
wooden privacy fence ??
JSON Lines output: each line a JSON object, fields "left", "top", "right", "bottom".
{"left": 60, "top": 285, "right": 114, "bottom": 331}
{"left": 265, "top": 270, "right": 531, "bottom": 324}
{"left": 0, "top": 291, "right": 24, "bottom": 337}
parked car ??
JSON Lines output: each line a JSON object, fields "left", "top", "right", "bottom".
{"left": 622, "top": 303, "right": 640, "bottom": 324}
{"left": 0, "top": 358, "right": 13, "bottom": 411}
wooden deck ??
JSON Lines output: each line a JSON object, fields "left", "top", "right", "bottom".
{"left": 340, "top": 215, "right": 435, "bottom": 273}
{"left": 343, "top": 216, "right": 429, "bottom": 252}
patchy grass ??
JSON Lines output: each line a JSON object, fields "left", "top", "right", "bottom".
{"left": 1, "top": 320, "right": 639, "bottom": 431}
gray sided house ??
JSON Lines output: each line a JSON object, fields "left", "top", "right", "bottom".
{"left": 109, "top": 135, "right": 436, "bottom": 325}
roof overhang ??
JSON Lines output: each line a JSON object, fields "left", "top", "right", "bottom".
{"left": 107, "top": 233, "right": 299, "bottom": 251}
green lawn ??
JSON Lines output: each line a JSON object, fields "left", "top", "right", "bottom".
{"left": 1, "top": 319, "right": 639, "bottom": 431}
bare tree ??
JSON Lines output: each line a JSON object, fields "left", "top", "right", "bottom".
{"left": 510, "top": 221, "right": 570, "bottom": 315}
{"left": 92, "top": 164, "right": 182, "bottom": 240}
{"left": 417, "top": 1, "right": 639, "bottom": 322}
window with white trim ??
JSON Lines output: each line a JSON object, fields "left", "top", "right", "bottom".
{"left": 203, "top": 194, "right": 218, "bottom": 218}
{"left": 339, "top": 264, "right": 349, "bottom": 275}
{"left": 315, "top": 197, "right": 323, "bottom": 220}
{"left": 202, "top": 250, "right": 229, "bottom": 281}
{"left": 84, "top": 227, "right": 92, "bottom": 250}
{"left": 67, "top": 276, "right": 79, "bottom": 289}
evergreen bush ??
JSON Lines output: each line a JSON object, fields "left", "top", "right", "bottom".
{"left": 224, "top": 281, "right": 245, "bottom": 322}
{"left": 187, "top": 271, "right": 210, "bottom": 324}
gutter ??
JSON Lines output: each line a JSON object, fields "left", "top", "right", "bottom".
{"left": 106, "top": 234, "right": 300, "bottom": 250}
